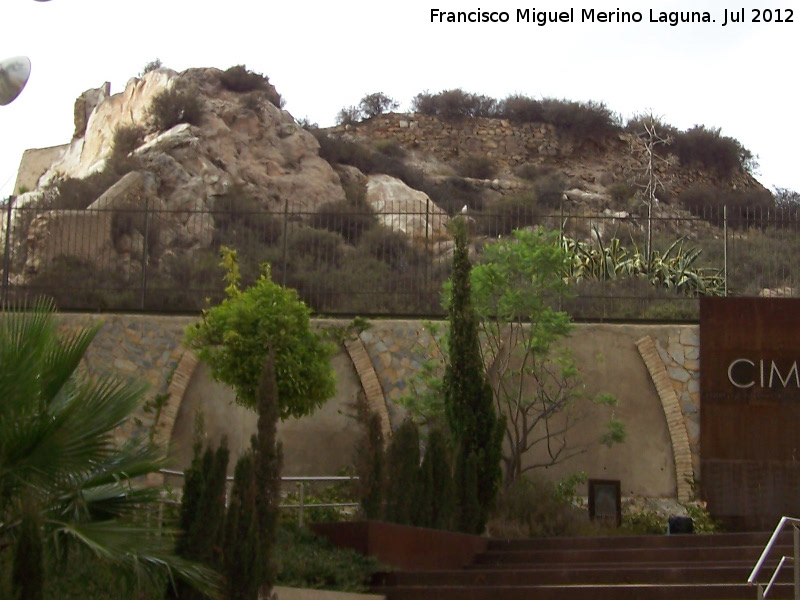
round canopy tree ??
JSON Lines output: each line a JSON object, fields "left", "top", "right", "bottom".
{"left": 185, "top": 248, "right": 336, "bottom": 418}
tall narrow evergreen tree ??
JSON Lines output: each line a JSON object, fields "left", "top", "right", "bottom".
{"left": 223, "top": 452, "right": 259, "bottom": 600}
{"left": 356, "top": 411, "right": 385, "bottom": 520}
{"left": 418, "top": 427, "right": 456, "bottom": 530}
{"left": 174, "top": 438, "right": 229, "bottom": 600}
{"left": 443, "top": 218, "right": 504, "bottom": 533}
{"left": 384, "top": 419, "right": 421, "bottom": 525}
{"left": 251, "top": 352, "right": 283, "bottom": 598}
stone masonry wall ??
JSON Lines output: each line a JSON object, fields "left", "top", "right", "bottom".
{"left": 55, "top": 313, "right": 702, "bottom": 499}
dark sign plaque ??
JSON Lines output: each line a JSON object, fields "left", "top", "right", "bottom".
{"left": 588, "top": 479, "right": 621, "bottom": 527}
{"left": 700, "top": 297, "right": 800, "bottom": 530}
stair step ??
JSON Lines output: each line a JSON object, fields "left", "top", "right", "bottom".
{"left": 370, "top": 531, "right": 793, "bottom": 600}
{"left": 374, "top": 582, "right": 793, "bottom": 600}
{"left": 376, "top": 564, "right": 789, "bottom": 586}
{"left": 474, "top": 544, "right": 789, "bottom": 564}
{"left": 487, "top": 531, "right": 783, "bottom": 551}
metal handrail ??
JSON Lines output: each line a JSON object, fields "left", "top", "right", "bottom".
{"left": 748, "top": 516, "right": 800, "bottom": 599}
{"left": 159, "top": 469, "right": 359, "bottom": 527}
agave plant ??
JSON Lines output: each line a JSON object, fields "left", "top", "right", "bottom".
{"left": 561, "top": 228, "right": 724, "bottom": 296}
{"left": 0, "top": 299, "right": 221, "bottom": 598}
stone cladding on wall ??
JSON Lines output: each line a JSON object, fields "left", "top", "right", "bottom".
{"left": 58, "top": 313, "right": 195, "bottom": 443}
{"left": 652, "top": 327, "right": 701, "bottom": 477}
{"left": 357, "top": 321, "right": 443, "bottom": 427}
{"left": 53, "top": 313, "right": 704, "bottom": 500}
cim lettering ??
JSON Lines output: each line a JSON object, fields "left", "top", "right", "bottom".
{"left": 727, "top": 358, "right": 800, "bottom": 389}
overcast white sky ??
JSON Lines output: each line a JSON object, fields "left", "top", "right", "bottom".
{"left": 1, "top": 0, "right": 798, "bottom": 198}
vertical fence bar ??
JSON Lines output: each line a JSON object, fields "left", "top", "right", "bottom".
{"left": 140, "top": 201, "right": 150, "bottom": 310}
{"left": 281, "top": 199, "right": 289, "bottom": 287}
{"left": 794, "top": 524, "right": 799, "bottom": 600}
{"left": 723, "top": 204, "right": 728, "bottom": 297}
{"left": 425, "top": 198, "right": 430, "bottom": 308}
{"left": 298, "top": 482, "right": 305, "bottom": 528}
{"left": 2, "top": 197, "right": 13, "bottom": 306}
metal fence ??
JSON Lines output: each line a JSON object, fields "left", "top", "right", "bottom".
{"left": 2, "top": 198, "right": 799, "bottom": 320}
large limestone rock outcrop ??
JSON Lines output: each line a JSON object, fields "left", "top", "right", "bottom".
{"left": 366, "top": 174, "right": 449, "bottom": 241}
{"left": 19, "top": 67, "right": 347, "bottom": 277}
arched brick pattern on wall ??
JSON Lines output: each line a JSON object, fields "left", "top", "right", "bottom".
{"left": 345, "top": 337, "right": 392, "bottom": 444}
{"left": 147, "top": 348, "right": 199, "bottom": 486}
{"left": 636, "top": 335, "right": 694, "bottom": 502}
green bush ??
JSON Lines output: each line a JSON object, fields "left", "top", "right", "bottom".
{"left": 456, "top": 155, "right": 497, "bottom": 180}
{"left": 275, "top": 524, "right": 381, "bottom": 592}
{"left": 488, "top": 474, "right": 595, "bottom": 538}
{"left": 412, "top": 89, "right": 496, "bottom": 120}
{"left": 147, "top": 86, "right": 203, "bottom": 131}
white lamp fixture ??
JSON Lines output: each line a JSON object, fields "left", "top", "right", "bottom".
{"left": 0, "top": 56, "right": 32, "bottom": 106}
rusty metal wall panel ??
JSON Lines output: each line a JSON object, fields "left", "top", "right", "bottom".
{"left": 700, "top": 297, "right": 800, "bottom": 530}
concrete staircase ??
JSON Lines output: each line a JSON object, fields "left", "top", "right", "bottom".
{"left": 372, "top": 531, "right": 797, "bottom": 600}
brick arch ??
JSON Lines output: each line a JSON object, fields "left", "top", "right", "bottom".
{"left": 147, "top": 348, "right": 199, "bottom": 486}
{"left": 344, "top": 337, "right": 392, "bottom": 445}
{"left": 636, "top": 336, "right": 694, "bottom": 502}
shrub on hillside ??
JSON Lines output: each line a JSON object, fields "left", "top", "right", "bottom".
{"left": 672, "top": 126, "right": 751, "bottom": 177}
{"left": 140, "top": 58, "right": 162, "bottom": 76}
{"left": 147, "top": 86, "right": 203, "bottom": 131}
{"left": 541, "top": 98, "right": 619, "bottom": 142}
{"left": 479, "top": 191, "right": 539, "bottom": 236}
{"left": 284, "top": 226, "right": 347, "bottom": 267}
{"left": 680, "top": 185, "right": 774, "bottom": 228}
{"left": 412, "top": 89, "right": 496, "bottom": 120}
{"left": 111, "top": 124, "right": 145, "bottom": 158}
{"left": 533, "top": 173, "right": 567, "bottom": 208}
{"left": 496, "top": 94, "right": 545, "bottom": 123}
{"left": 336, "top": 106, "right": 361, "bottom": 126}
{"left": 359, "top": 227, "right": 424, "bottom": 272}
{"left": 358, "top": 92, "right": 399, "bottom": 119}
{"left": 427, "top": 177, "right": 484, "bottom": 216}
{"left": 513, "top": 163, "right": 551, "bottom": 182}
{"left": 312, "top": 199, "right": 375, "bottom": 244}
{"left": 220, "top": 65, "right": 283, "bottom": 107}
{"left": 457, "top": 155, "right": 497, "bottom": 180}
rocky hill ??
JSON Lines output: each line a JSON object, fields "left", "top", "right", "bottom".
{"left": 4, "top": 66, "right": 777, "bottom": 315}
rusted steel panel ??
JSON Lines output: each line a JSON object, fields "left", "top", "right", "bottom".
{"left": 700, "top": 297, "right": 800, "bottom": 530}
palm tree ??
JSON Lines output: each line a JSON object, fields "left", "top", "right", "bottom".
{"left": 0, "top": 299, "right": 221, "bottom": 598}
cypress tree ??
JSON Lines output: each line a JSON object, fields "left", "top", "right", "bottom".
{"left": 384, "top": 419, "right": 421, "bottom": 525}
{"left": 454, "top": 449, "right": 482, "bottom": 535}
{"left": 251, "top": 353, "right": 283, "bottom": 597}
{"left": 356, "top": 411, "right": 385, "bottom": 520}
{"left": 443, "top": 218, "right": 504, "bottom": 533}
{"left": 174, "top": 438, "right": 229, "bottom": 599}
{"left": 420, "top": 427, "right": 456, "bottom": 530}
{"left": 224, "top": 452, "right": 259, "bottom": 600}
